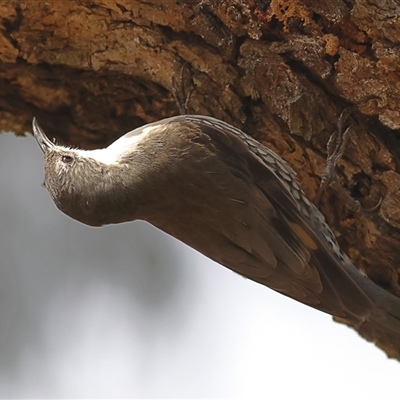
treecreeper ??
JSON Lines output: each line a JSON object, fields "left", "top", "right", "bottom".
{"left": 32, "top": 115, "right": 400, "bottom": 350}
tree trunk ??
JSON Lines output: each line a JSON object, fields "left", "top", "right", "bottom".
{"left": 1, "top": 0, "right": 400, "bottom": 358}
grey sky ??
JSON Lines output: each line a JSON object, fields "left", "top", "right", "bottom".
{"left": 0, "top": 131, "right": 398, "bottom": 398}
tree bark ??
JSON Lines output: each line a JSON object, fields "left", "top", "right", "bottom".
{"left": 2, "top": 0, "right": 400, "bottom": 358}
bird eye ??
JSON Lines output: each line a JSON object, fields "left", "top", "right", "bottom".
{"left": 61, "top": 155, "right": 74, "bottom": 164}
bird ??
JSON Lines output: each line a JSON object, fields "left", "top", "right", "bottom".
{"left": 32, "top": 115, "right": 400, "bottom": 340}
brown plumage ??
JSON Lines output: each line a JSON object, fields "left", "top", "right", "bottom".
{"left": 32, "top": 115, "right": 400, "bottom": 338}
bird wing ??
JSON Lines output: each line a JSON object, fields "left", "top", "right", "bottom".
{"left": 184, "top": 115, "right": 374, "bottom": 322}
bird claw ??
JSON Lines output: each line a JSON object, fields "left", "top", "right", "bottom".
{"left": 171, "top": 63, "right": 194, "bottom": 115}
{"left": 314, "top": 109, "right": 381, "bottom": 213}
{"left": 314, "top": 109, "right": 352, "bottom": 206}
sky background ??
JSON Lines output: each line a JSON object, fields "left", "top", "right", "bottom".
{"left": 0, "top": 130, "right": 399, "bottom": 398}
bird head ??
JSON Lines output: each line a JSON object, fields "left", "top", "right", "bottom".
{"left": 32, "top": 118, "right": 145, "bottom": 226}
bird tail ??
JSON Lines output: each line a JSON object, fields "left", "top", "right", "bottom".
{"left": 343, "top": 307, "right": 400, "bottom": 359}
{"left": 342, "top": 256, "right": 400, "bottom": 355}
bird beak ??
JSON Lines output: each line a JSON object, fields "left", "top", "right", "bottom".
{"left": 32, "top": 117, "right": 55, "bottom": 153}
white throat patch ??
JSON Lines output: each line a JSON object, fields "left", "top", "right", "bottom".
{"left": 75, "top": 123, "right": 163, "bottom": 165}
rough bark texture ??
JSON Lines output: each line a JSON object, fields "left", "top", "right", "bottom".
{"left": 1, "top": 0, "right": 400, "bottom": 359}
